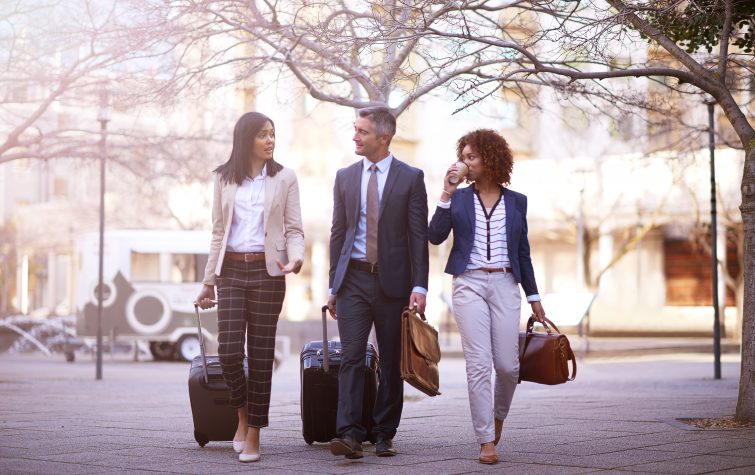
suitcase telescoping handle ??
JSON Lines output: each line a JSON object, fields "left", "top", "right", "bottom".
{"left": 193, "top": 301, "right": 217, "bottom": 384}
{"left": 321, "top": 305, "right": 330, "bottom": 373}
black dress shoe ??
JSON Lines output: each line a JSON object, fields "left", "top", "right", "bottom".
{"left": 329, "top": 437, "right": 363, "bottom": 459}
{"left": 375, "top": 438, "right": 397, "bottom": 457}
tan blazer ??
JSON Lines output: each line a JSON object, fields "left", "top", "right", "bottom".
{"left": 202, "top": 167, "right": 305, "bottom": 285}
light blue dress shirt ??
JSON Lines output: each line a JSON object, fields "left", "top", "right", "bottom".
{"left": 348, "top": 155, "right": 426, "bottom": 296}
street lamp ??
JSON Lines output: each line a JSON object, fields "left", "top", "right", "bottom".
{"left": 96, "top": 89, "right": 110, "bottom": 381}
{"left": 705, "top": 97, "right": 721, "bottom": 380}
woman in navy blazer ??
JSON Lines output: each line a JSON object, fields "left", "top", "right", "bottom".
{"left": 428, "top": 129, "right": 545, "bottom": 465}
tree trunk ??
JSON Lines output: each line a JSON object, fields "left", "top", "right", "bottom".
{"left": 736, "top": 145, "right": 755, "bottom": 421}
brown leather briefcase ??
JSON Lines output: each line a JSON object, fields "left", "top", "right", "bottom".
{"left": 400, "top": 307, "right": 441, "bottom": 396}
{"left": 518, "top": 316, "right": 577, "bottom": 385}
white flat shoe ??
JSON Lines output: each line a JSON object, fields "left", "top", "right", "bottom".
{"left": 239, "top": 452, "right": 260, "bottom": 463}
{"left": 232, "top": 440, "right": 245, "bottom": 453}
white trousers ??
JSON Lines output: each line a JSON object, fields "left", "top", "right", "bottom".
{"left": 452, "top": 270, "right": 522, "bottom": 444}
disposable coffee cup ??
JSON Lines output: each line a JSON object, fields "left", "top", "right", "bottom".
{"left": 448, "top": 161, "right": 468, "bottom": 184}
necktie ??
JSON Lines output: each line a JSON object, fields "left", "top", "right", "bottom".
{"left": 366, "top": 164, "right": 379, "bottom": 264}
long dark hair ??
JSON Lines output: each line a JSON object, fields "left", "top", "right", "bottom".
{"left": 214, "top": 112, "right": 283, "bottom": 185}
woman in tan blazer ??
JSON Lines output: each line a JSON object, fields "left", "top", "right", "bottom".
{"left": 196, "top": 112, "right": 304, "bottom": 463}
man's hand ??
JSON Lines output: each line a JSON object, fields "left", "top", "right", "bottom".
{"left": 327, "top": 294, "right": 337, "bottom": 320}
{"left": 276, "top": 258, "right": 303, "bottom": 275}
{"left": 408, "top": 292, "right": 427, "bottom": 313}
{"left": 530, "top": 300, "right": 546, "bottom": 323}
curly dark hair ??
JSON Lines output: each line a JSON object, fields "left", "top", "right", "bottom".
{"left": 456, "top": 129, "right": 514, "bottom": 186}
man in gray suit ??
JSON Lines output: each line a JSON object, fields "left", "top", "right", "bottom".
{"left": 327, "top": 106, "right": 429, "bottom": 459}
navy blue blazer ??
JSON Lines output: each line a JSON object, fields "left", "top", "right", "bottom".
{"left": 428, "top": 186, "right": 539, "bottom": 297}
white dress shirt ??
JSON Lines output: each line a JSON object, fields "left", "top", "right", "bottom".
{"left": 226, "top": 165, "right": 266, "bottom": 253}
{"left": 468, "top": 191, "right": 511, "bottom": 270}
{"left": 437, "top": 190, "right": 539, "bottom": 302}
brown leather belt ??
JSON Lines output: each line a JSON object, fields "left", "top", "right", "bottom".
{"left": 349, "top": 259, "right": 378, "bottom": 274}
{"left": 478, "top": 267, "right": 513, "bottom": 273}
{"left": 225, "top": 252, "right": 265, "bottom": 263}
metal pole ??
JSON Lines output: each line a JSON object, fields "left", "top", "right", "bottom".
{"left": 577, "top": 187, "right": 585, "bottom": 291}
{"left": 707, "top": 100, "right": 721, "bottom": 380}
{"left": 96, "top": 114, "right": 108, "bottom": 380}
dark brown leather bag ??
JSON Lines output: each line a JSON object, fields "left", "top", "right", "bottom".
{"left": 400, "top": 307, "right": 441, "bottom": 396}
{"left": 518, "top": 316, "right": 577, "bottom": 385}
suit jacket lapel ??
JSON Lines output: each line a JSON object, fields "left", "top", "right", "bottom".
{"left": 222, "top": 182, "right": 238, "bottom": 228}
{"left": 379, "top": 159, "right": 400, "bottom": 220}
{"left": 263, "top": 173, "right": 278, "bottom": 232}
{"left": 347, "top": 162, "right": 362, "bottom": 224}
{"left": 503, "top": 188, "right": 516, "bottom": 247}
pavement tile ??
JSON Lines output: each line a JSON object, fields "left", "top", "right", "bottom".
{"left": 620, "top": 454, "right": 755, "bottom": 474}
{"left": 494, "top": 463, "right": 607, "bottom": 474}
{"left": 0, "top": 457, "right": 111, "bottom": 474}
{"left": 645, "top": 437, "right": 755, "bottom": 454}
{"left": 716, "top": 446, "right": 755, "bottom": 458}
{"left": 708, "top": 467, "right": 755, "bottom": 475}
{"left": 1, "top": 353, "right": 754, "bottom": 475}
{"left": 506, "top": 448, "right": 689, "bottom": 470}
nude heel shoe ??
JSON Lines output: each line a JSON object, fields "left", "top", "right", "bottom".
{"left": 479, "top": 444, "right": 499, "bottom": 465}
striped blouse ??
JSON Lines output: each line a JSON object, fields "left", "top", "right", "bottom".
{"left": 467, "top": 189, "right": 510, "bottom": 270}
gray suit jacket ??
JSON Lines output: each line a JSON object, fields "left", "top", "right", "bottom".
{"left": 329, "top": 157, "right": 429, "bottom": 299}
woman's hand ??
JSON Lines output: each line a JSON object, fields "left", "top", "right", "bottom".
{"left": 195, "top": 284, "right": 216, "bottom": 309}
{"left": 440, "top": 163, "right": 462, "bottom": 202}
{"left": 276, "top": 258, "right": 303, "bottom": 274}
{"left": 530, "top": 300, "right": 546, "bottom": 323}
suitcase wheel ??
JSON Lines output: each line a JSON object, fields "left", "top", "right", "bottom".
{"left": 304, "top": 436, "right": 314, "bottom": 445}
{"left": 194, "top": 430, "right": 210, "bottom": 447}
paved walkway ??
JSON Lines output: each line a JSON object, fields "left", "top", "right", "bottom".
{"left": 0, "top": 350, "right": 753, "bottom": 474}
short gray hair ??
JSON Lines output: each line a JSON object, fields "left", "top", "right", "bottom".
{"left": 358, "top": 106, "right": 396, "bottom": 139}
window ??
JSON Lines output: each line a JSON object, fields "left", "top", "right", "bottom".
{"left": 562, "top": 106, "right": 589, "bottom": 132}
{"left": 131, "top": 253, "right": 160, "bottom": 282}
{"left": 10, "top": 86, "right": 28, "bottom": 102}
{"left": 170, "top": 254, "right": 199, "bottom": 283}
{"left": 53, "top": 177, "right": 68, "bottom": 198}
{"left": 480, "top": 99, "right": 519, "bottom": 129}
{"left": 664, "top": 235, "right": 737, "bottom": 306}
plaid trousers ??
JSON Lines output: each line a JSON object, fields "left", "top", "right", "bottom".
{"left": 216, "top": 259, "right": 285, "bottom": 428}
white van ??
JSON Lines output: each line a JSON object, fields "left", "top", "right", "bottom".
{"left": 75, "top": 230, "right": 217, "bottom": 361}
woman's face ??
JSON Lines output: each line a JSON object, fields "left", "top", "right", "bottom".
{"left": 461, "top": 144, "right": 484, "bottom": 181}
{"left": 251, "top": 121, "right": 275, "bottom": 161}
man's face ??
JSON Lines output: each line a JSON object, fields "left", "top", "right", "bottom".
{"left": 353, "top": 116, "right": 386, "bottom": 158}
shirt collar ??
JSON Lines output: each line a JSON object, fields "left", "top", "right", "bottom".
{"left": 247, "top": 164, "right": 267, "bottom": 181}
{"left": 363, "top": 154, "right": 393, "bottom": 174}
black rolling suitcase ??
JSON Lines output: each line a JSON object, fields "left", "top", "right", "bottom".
{"left": 300, "top": 305, "right": 379, "bottom": 445}
{"left": 188, "top": 302, "right": 247, "bottom": 447}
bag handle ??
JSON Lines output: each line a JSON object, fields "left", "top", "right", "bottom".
{"left": 320, "top": 305, "right": 330, "bottom": 373}
{"left": 519, "top": 315, "right": 577, "bottom": 383}
{"left": 402, "top": 305, "right": 427, "bottom": 321}
{"left": 526, "top": 315, "right": 560, "bottom": 335}
{"left": 193, "top": 302, "right": 216, "bottom": 384}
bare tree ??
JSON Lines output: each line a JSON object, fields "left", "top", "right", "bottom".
{"left": 1, "top": 0, "right": 173, "bottom": 160}
{"left": 163, "top": 0, "right": 753, "bottom": 421}
{"left": 0, "top": 0, "right": 226, "bottom": 222}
